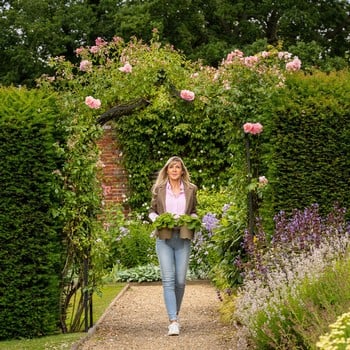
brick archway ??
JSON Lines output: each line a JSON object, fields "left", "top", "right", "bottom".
{"left": 97, "top": 123, "right": 129, "bottom": 209}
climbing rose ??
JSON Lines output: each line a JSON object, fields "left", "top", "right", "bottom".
{"left": 119, "top": 62, "right": 132, "bottom": 73}
{"left": 90, "top": 45, "right": 100, "bottom": 54}
{"left": 259, "top": 176, "right": 269, "bottom": 186}
{"left": 278, "top": 51, "right": 292, "bottom": 60}
{"left": 85, "top": 96, "right": 101, "bottom": 109}
{"left": 75, "top": 47, "right": 84, "bottom": 55}
{"left": 95, "top": 37, "right": 107, "bottom": 47}
{"left": 79, "top": 60, "right": 92, "bottom": 72}
{"left": 180, "top": 89, "right": 195, "bottom": 101}
{"left": 244, "top": 55, "right": 259, "bottom": 67}
{"left": 286, "top": 57, "right": 302, "bottom": 71}
{"left": 243, "top": 122, "right": 263, "bottom": 135}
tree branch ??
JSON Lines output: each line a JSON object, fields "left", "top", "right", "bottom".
{"left": 96, "top": 98, "right": 150, "bottom": 125}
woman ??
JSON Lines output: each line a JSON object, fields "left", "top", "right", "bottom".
{"left": 149, "top": 156, "right": 198, "bottom": 336}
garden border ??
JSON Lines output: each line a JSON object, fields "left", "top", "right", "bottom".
{"left": 71, "top": 283, "right": 131, "bottom": 350}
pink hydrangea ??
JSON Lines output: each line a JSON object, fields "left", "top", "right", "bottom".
{"left": 180, "top": 89, "right": 195, "bottom": 101}
{"left": 119, "top": 62, "right": 132, "bottom": 73}
{"left": 286, "top": 57, "right": 302, "bottom": 71}
{"left": 243, "top": 122, "right": 263, "bottom": 135}
{"left": 79, "top": 60, "right": 92, "bottom": 72}
{"left": 85, "top": 96, "right": 101, "bottom": 109}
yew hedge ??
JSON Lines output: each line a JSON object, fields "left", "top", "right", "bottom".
{"left": 0, "top": 87, "right": 65, "bottom": 339}
{"left": 261, "top": 71, "right": 350, "bottom": 224}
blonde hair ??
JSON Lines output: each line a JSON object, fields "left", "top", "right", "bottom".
{"left": 152, "top": 156, "right": 191, "bottom": 193}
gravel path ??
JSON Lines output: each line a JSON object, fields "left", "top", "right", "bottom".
{"left": 73, "top": 281, "right": 234, "bottom": 350}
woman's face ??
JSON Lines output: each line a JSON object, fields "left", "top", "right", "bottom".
{"left": 167, "top": 161, "right": 183, "bottom": 181}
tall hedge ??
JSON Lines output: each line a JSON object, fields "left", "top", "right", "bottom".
{"left": 262, "top": 71, "right": 350, "bottom": 219}
{"left": 0, "top": 87, "right": 65, "bottom": 339}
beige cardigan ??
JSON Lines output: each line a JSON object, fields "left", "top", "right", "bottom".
{"left": 149, "top": 183, "right": 198, "bottom": 239}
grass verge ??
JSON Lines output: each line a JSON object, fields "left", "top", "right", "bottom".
{"left": 0, "top": 283, "right": 125, "bottom": 350}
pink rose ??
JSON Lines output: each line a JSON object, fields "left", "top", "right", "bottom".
{"left": 244, "top": 56, "right": 259, "bottom": 67}
{"left": 286, "top": 57, "right": 302, "bottom": 71}
{"left": 90, "top": 45, "right": 100, "bottom": 54}
{"left": 119, "top": 62, "right": 132, "bottom": 73}
{"left": 180, "top": 89, "right": 195, "bottom": 101}
{"left": 223, "top": 49, "right": 244, "bottom": 64}
{"left": 95, "top": 37, "right": 107, "bottom": 47}
{"left": 75, "top": 47, "right": 84, "bottom": 55}
{"left": 85, "top": 96, "right": 101, "bottom": 109}
{"left": 243, "top": 122, "right": 263, "bottom": 135}
{"left": 278, "top": 51, "right": 292, "bottom": 60}
{"left": 79, "top": 60, "right": 92, "bottom": 72}
{"left": 113, "top": 36, "right": 123, "bottom": 44}
{"left": 258, "top": 176, "right": 268, "bottom": 185}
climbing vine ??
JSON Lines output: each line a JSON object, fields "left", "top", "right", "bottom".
{"left": 38, "top": 34, "right": 301, "bottom": 329}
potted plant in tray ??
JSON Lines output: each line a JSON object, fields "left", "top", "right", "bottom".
{"left": 153, "top": 212, "right": 178, "bottom": 239}
{"left": 177, "top": 214, "right": 202, "bottom": 239}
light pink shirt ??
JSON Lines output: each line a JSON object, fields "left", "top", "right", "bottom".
{"left": 165, "top": 181, "right": 186, "bottom": 217}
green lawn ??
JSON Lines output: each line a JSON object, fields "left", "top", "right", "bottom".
{"left": 0, "top": 283, "right": 126, "bottom": 350}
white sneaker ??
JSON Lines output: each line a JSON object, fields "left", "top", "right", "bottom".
{"left": 168, "top": 321, "right": 180, "bottom": 336}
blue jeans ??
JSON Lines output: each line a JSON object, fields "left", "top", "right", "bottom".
{"left": 156, "top": 231, "right": 191, "bottom": 321}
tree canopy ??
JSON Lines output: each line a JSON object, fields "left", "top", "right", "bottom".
{"left": 1, "top": 0, "right": 349, "bottom": 87}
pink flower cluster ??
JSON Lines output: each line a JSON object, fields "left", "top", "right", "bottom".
{"left": 79, "top": 60, "right": 92, "bottom": 72}
{"left": 225, "top": 49, "right": 244, "bottom": 63}
{"left": 85, "top": 96, "right": 101, "bottom": 109}
{"left": 180, "top": 89, "right": 195, "bottom": 101}
{"left": 243, "top": 122, "right": 263, "bottom": 135}
{"left": 223, "top": 49, "right": 260, "bottom": 68}
{"left": 286, "top": 57, "right": 302, "bottom": 71}
{"left": 243, "top": 55, "right": 259, "bottom": 67}
{"left": 278, "top": 51, "right": 292, "bottom": 60}
{"left": 89, "top": 37, "right": 108, "bottom": 54}
{"left": 95, "top": 37, "right": 107, "bottom": 47}
{"left": 119, "top": 62, "right": 132, "bottom": 73}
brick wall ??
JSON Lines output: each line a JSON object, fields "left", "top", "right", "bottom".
{"left": 97, "top": 123, "right": 129, "bottom": 209}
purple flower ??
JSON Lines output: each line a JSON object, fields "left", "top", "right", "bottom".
{"left": 202, "top": 213, "right": 219, "bottom": 233}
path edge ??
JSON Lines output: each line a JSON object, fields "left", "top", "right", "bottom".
{"left": 71, "top": 283, "right": 131, "bottom": 350}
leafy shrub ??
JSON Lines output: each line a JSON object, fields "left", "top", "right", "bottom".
{"left": 103, "top": 206, "right": 157, "bottom": 269}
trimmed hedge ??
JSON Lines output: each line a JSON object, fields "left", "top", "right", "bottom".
{"left": 262, "top": 71, "right": 350, "bottom": 220}
{"left": 0, "top": 87, "right": 65, "bottom": 339}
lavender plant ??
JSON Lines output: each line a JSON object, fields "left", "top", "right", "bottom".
{"left": 239, "top": 203, "right": 348, "bottom": 281}
{"left": 230, "top": 204, "right": 350, "bottom": 349}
